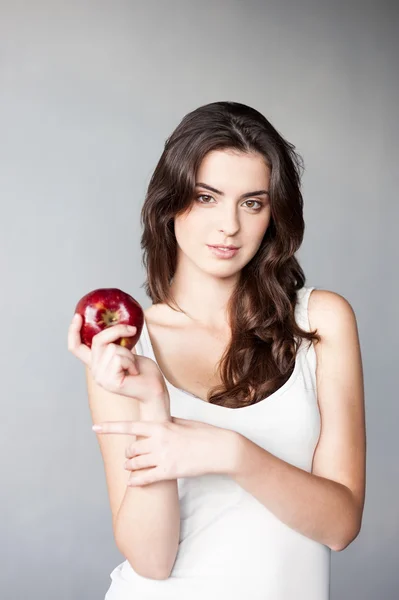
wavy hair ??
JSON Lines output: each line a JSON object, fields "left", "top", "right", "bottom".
{"left": 140, "top": 101, "right": 320, "bottom": 408}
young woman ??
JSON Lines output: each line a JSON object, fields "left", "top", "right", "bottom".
{"left": 68, "top": 101, "right": 366, "bottom": 599}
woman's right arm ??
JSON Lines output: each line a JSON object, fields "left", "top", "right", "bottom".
{"left": 86, "top": 367, "right": 181, "bottom": 580}
{"left": 67, "top": 313, "right": 180, "bottom": 580}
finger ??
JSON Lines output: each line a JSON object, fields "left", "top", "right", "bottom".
{"left": 124, "top": 357, "right": 139, "bottom": 377}
{"left": 67, "top": 314, "right": 91, "bottom": 366}
{"left": 170, "top": 417, "right": 200, "bottom": 428}
{"left": 125, "top": 454, "right": 156, "bottom": 471}
{"left": 106, "top": 344, "right": 140, "bottom": 376}
{"left": 92, "top": 421, "right": 155, "bottom": 436}
{"left": 92, "top": 324, "right": 137, "bottom": 349}
{"left": 171, "top": 417, "right": 192, "bottom": 426}
{"left": 113, "top": 353, "right": 139, "bottom": 377}
{"left": 127, "top": 468, "right": 161, "bottom": 487}
{"left": 92, "top": 338, "right": 139, "bottom": 381}
{"left": 125, "top": 439, "right": 150, "bottom": 458}
{"left": 97, "top": 344, "right": 138, "bottom": 380}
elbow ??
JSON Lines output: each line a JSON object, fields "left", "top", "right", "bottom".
{"left": 332, "top": 531, "right": 360, "bottom": 553}
{"left": 133, "top": 563, "right": 171, "bottom": 580}
{"left": 332, "top": 537, "right": 356, "bottom": 553}
{"left": 331, "top": 491, "right": 364, "bottom": 552}
{"left": 331, "top": 519, "right": 363, "bottom": 552}
{"left": 116, "top": 542, "right": 173, "bottom": 580}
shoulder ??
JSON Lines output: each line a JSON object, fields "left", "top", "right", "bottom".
{"left": 307, "top": 288, "right": 358, "bottom": 338}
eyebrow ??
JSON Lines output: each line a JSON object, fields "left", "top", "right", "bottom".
{"left": 195, "top": 182, "right": 269, "bottom": 199}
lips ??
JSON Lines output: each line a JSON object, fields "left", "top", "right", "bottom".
{"left": 207, "top": 245, "right": 240, "bottom": 258}
{"left": 208, "top": 245, "right": 239, "bottom": 250}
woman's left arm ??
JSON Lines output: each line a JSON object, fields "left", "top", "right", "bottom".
{"left": 94, "top": 291, "right": 366, "bottom": 553}
{"left": 230, "top": 290, "right": 366, "bottom": 552}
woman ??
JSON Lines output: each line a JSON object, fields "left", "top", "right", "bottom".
{"left": 68, "top": 101, "right": 366, "bottom": 599}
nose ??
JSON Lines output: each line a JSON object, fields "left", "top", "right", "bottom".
{"left": 216, "top": 207, "right": 240, "bottom": 237}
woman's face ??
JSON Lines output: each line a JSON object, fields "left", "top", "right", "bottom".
{"left": 174, "top": 149, "right": 271, "bottom": 278}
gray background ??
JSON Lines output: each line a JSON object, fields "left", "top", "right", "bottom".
{"left": 1, "top": 0, "right": 398, "bottom": 598}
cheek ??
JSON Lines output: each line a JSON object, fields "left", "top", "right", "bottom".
{"left": 175, "top": 210, "right": 207, "bottom": 240}
{"left": 174, "top": 215, "right": 202, "bottom": 253}
{"left": 246, "top": 219, "right": 271, "bottom": 255}
{"left": 247, "top": 214, "right": 271, "bottom": 241}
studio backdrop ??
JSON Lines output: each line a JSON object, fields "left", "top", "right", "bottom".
{"left": 1, "top": 1, "right": 397, "bottom": 599}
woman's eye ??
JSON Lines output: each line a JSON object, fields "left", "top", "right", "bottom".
{"left": 196, "top": 194, "right": 263, "bottom": 211}
{"left": 244, "top": 200, "right": 263, "bottom": 210}
{"left": 196, "top": 194, "right": 214, "bottom": 204}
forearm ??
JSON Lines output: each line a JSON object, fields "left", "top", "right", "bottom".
{"left": 232, "top": 435, "right": 360, "bottom": 551}
{"left": 115, "top": 397, "right": 180, "bottom": 580}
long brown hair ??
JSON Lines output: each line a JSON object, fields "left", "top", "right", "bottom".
{"left": 140, "top": 101, "right": 320, "bottom": 408}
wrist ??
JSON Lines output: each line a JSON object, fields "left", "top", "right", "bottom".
{"left": 224, "top": 430, "right": 245, "bottom": 476}
{"left": 140, "top": 390, "right": 171, "bottom": 423}
{"left": 207, "top": 427, "right": 243, "bottom": 476}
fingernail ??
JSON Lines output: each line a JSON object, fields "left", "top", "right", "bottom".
{"left": 127, "top": 326, "right": 136, "bottom": 332}
{"left": 92, "top": 425, "right": 103, "bottom": 432}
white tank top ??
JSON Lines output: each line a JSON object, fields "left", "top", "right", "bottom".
{"left": 105, "top": 286, "right": 331, "bottom": 600}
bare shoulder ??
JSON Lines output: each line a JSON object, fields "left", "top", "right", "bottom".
{"left": 307, "top": 288, "right": 358, "bottom": 336}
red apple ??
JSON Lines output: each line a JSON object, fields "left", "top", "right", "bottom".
{"left": 74, "top": 288, "right": 144, "bottom": 350}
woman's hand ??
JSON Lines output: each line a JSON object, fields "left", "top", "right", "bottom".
{"left": 92, "top": 417, "right": 241, "bottom": 485}
{"left": 68, "top": 313, "right": 167, "bottom": 403}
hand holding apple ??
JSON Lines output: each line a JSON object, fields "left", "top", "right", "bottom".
{"left": 68, "top": 288, "right": 168, "bottom": 403}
